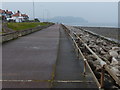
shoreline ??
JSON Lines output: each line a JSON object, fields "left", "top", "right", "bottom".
{"left": 62, "top": 22, "right": 118, "bottom": 28}
{"left": 73, "top": 25, "right": 120, "bottom": 44}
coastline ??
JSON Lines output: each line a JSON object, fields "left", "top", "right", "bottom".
{"left": 74, "top": 26, "right": 120, "bottom": 44}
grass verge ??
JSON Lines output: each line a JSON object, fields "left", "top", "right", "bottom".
{"left": 7, "top": 22, "right": 48, "bottom": 31}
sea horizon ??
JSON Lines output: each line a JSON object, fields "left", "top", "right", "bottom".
{"left": 62, "top": 22, "right": 118, "bottom": 28}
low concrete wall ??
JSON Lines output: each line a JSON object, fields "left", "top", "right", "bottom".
{"left": 2, "top": 24, "right": 54, "bottom": 43}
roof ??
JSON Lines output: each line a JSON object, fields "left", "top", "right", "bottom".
{"left": 12, "top": 13, "right": 28, "bottom": 17}
{"left": 0, "top": 9, "right": 5, "bottom": 13}
{"left": 0, "top": 9, "right": 29, "bottom": 18}
{"left": 21, "top": 14, "right": 28, "bottom": 17}
{"left": 12, "top": 13, "right": 20, "bottom": 17}
{"left": 0, "top": 9, "right": 13, "bottom": 14}
{"left": 6, "top": 11, "right": 13, "bottom": 14}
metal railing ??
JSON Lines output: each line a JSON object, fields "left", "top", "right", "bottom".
{"left": 61, "top": 24, "right": 120, "bottom": 89}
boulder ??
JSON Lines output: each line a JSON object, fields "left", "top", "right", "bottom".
{"left": 109, "top": 50, "right": 118, "bottom": 58}
{"left": 110, "top": 57, "right": 118, "bottom": 65}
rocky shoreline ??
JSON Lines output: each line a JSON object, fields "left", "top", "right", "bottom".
{"left": 78, "top": 26, "right": 120, "bottom": 43}
{"left": 65, "top": 25, "right": 120, "bottom": 88}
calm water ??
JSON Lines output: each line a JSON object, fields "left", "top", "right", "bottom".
{"left": 63, "top": 22, "right": 118, "bottom": 28}
{"left": 64, "top": 22, "right": 120, "bottom": 43}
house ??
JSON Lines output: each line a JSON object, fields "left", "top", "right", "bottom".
{"left": 0, "top": 9, "right": 6, "bottom": 20}
{"left": 11, "top": 10, "right": 29, "bottom": 22}
{"left": 0, "top": 9, "right": 29, "bottom": 22}
{"left": 5, "top": 10, "right": 13, "bottom": 22}
{"left": 21, "top": 14, "right": 29, "bottom": 21}
{"left": 5, "top": 10, "right": 13, "bottom": 18}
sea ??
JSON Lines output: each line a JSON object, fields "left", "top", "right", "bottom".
{"left": 62, "top": 22, "right": 118, "bottom": 28}
{"left": 62, "top": 22, "right": 120, "bottom": 43}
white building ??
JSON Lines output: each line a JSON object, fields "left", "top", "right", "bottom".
{"left": 11, "top": 11, "right": 29, "bottom": 22}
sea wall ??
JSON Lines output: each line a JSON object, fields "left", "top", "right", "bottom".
{"left": 2, "top": 23, "right": 54, "bottom": 43}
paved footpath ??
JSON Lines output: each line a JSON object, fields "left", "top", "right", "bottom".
{"left": 2, "top": 24, "right": 60, "bottom": 88}
{"left": 52, "top": 26, "right": 98, "bottom": 88}
{"left": 2, "top": 24, "right": 98, "bottom": 88}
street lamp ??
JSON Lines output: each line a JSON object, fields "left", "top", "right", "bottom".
{"left": 33, "top": 0, "right": 35, "bottom": 20}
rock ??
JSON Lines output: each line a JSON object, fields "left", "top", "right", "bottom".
{"left": 89, "top": 45, "right": 98, "bottom": 52}
{"left": 118, "top": 66, "right": 120, "bottom": 71}
{"left": 100, "top": 49, "right": 106, "bottom": 55}
{"left": 118, "top": 60, "right": 120, "bottom": 65}
{"left": 102, "top": 46, "right": 110, "bottom": 52}
{"left": 86, "top": 55, "right": 96, "bottom": 61}
{"left": 88, "top": 44, "right": 94, "bottom": 48}
{"left": 118, "top": 55, "right": 120, "bottom": 59}
{"left": 110, "top": 57, "right": 118, "bottom": 65}
{"left": 111, "top": 66, "right": 120, "bottom": 77}
{"left": 109, "top": 50, "right": 118, "bottom": 58}
{"left": 111, "top": 85, "right": 119, "bottom": 89}
{"left": 94, "top": 60, "right": 101, "bottom": 66}
{"left": 85, "top": 34, "right": 89, "bottom": 37}
{"left": 94, "top": 71, "right": 101, "bottom": 79}
{"left": 96, "top": 39, "right": 103, "bottom": 45}
{"left": 92, "top": 48, "right": 97, "bottom": 52}
{"left": 96, "top": 65, "right": 102, "bottom": 71}
{"left": 88, "top": 61, "right": 96, "bottom": 71}
{"left": 107, "top": 56, "right": 113, "bottom": 63}
{"left": 102, "top": 42, "right": 107, "bottom": 46}
{"left": 116, "top": 72, "right": 120, "bottom": 76}
{"left": 112, "top": 47, "right": 120, "bottom": 51}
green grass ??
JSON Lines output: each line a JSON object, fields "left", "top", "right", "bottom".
{"left": 7, "top": 22, "right": 48, "bottom": 31}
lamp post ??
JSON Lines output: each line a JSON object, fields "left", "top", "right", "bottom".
{"left": 43, "top": 9, "right": 44, "bottom": 22}
{"left": 33, "top": 0, "right": 35, "bottom": 20}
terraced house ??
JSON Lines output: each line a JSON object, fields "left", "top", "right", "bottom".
{"left": 5, "top": 10, "right": 13, "bottom": 18}
{"left": 0, "top": 9, "right": 6, "bottom": 20}
{"left": 11, "top": 10, "right": 29, "bottom": 22}
{"left": 0, "top": 9, "right": 29, "bottom": 22}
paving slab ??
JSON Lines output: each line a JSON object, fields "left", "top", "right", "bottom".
{"left": 2, "top": 81, "right": 50, "bottom": 88}
{"left": 53, "top": 82, "right": 98, "bottom": 88}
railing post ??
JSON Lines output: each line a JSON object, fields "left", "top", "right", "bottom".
{"left": 77, "top": 49, "right": 79, "bottom": 58}
{"left": 75, "top": 45, "right": 77, "bottom": 55}
{"left": 78, "top": 39, "right": 81, "bottom": 59}
{"left": 100, "top": 66, "right": 105, "bottom": 88}
{"left": 83, "top": 59, "right": 87, "bottom": 76}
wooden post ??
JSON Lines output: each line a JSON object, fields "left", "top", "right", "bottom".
{"left": 83, "top": 59, "right": 87, "bottom": 76}
{"left": 77, "top": 49, "right": 79, "bottom": 58}
{"left": 78, "top": 39, "right": 80, "bottom": 59}
{"left": 100, "top": 66, "right": 105, "bottom": 88}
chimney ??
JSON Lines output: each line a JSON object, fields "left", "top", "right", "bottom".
{"left": 17, "top": 10, "right": 20, "bottom": 13}
{"left": 6, "top": 10, "right": 8, "bottom": 12}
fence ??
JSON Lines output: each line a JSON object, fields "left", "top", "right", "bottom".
{"left": 61, "top": 24, "right": 120, "bottom": 89}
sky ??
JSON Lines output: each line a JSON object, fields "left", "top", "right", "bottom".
{"left": 1, "top": 2, "right": 118, "bottom": 24}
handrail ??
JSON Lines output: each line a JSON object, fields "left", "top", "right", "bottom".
{"left": 61, "top": 24, "right": 120, "bottom": 88}
{"left": 62, "top": 24, "right": 101, "bottom": 88}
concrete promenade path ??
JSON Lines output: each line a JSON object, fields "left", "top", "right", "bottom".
{"left": 52, "top": 26, "right": 98, "bottom": 88}
{"left": 2, "top": 24, "right": 98, "bottom": 88}
{"left": 2, "top": 24, "right": 60, "bottom": 88}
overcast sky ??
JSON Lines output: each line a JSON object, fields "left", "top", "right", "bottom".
{"left": 2, "top": 2, "right": 118, "bottom": 23}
